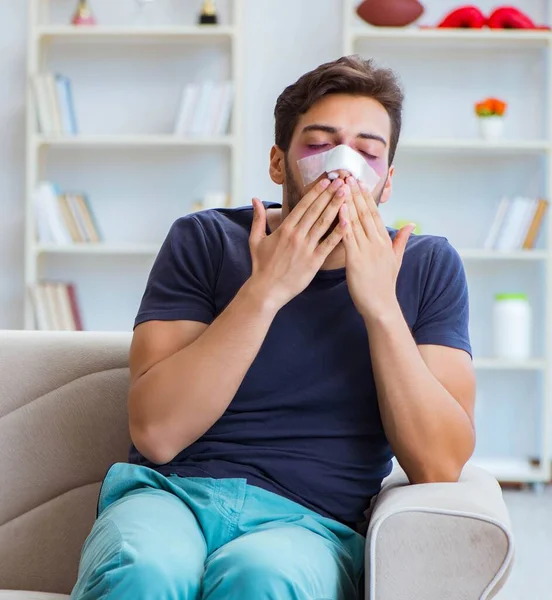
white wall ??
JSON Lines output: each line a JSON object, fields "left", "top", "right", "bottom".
{"left": 0, "top": 0, "right": 28, "bottom": 329}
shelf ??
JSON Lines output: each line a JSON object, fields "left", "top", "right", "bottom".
{"left": 350, "top": 27, "right": 551, "bottom": 48}
{"left": 473, "top": 358, "right": 547, "bottom": 371}
{"left": 34, "top": 135, "right": 235, "bottom": 149}
{"left": 459, "top": 249, "right": 548, "bottom": 261}
{"left": 34, "top": 243, "right": 161, "bottom": 256}
{"left": 471, "top": 458, "right": 545, "bottom": 482}
{"left": 399, "top": 138, "right": 550, "bottom": 154}
{"left": 35, "top": 25, "right": 236, "bottom": 42}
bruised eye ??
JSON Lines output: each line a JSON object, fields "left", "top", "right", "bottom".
{"left": 360, "top": 151, "right": 379, "bottom": 160}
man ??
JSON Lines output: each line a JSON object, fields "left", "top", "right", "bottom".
{"left": 71, "top": 55, "right": 475, "bottom": 600}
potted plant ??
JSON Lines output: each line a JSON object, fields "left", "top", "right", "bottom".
{"left": 475, "top": 97, "right": 508, "bottom": 140}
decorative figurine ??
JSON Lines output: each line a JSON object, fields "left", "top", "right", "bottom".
{"left": 71, "top": 0, "right": 96, "bottom": 26}
{"left": 199, "top": 0, "right": 218, "bottom": 25}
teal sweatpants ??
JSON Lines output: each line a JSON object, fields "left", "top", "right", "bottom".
{"left": 71, "top": 462, "right": 365, "bottom": 600}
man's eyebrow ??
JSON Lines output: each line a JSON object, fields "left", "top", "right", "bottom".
{"left": 301, "top": 124, "right": 387, "bottom": 146}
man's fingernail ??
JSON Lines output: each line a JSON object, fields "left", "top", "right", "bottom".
{"left": 320, "top": 179, "right": 331, "bottom": 189}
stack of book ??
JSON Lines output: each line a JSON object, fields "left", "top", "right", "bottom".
{"left": 484, "top": 197, "right": 548, "bottom": 250}
{"left": 34, "top": 182, "right": 101, "bottom": 245}
{"left": 31, "top": 72, "right": 78, "bottom": 136}
{"left": 29, "top": 282, "right": 83, "bottom": 331}
{"left": 174, "top": 80, "right": 234, "bottom": 136}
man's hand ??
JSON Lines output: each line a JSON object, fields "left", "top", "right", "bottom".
{"left": 339, "top": 177, "right": 415, "bottom": 321}
{"left": 248, "top": 177, "right": 346, "bottom": 310}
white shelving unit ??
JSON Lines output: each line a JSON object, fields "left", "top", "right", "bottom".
{"left": 344, "top": 0, "right": 552, "bottom": 485}
{"left": 25, "top": 0, "right": 243, "bottom": 332}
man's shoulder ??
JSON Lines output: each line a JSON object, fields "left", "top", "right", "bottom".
{"left": 391, "top": 229, "right": 459, "bottom": 264}
{"left": 170, "top": 202, "right": 280, "bottom": 240}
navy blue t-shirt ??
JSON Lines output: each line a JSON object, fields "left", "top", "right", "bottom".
{"left": 130, "top": 203, "right": 471, "bottom": 525}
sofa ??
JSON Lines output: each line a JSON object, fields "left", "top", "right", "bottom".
{"left": 0, "top": 330, "right": 514, "bottom": 599}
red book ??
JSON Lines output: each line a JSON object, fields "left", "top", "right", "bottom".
{"left": 67, "top": 284, "right": 84, "bottom": 331}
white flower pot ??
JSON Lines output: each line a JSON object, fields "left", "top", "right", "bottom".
{"left": 478, "top": 116, "right": 505, "bottom": 141}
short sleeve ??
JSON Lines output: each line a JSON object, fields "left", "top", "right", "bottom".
{"left": 412, "top": 239, "right": 472, "bottom": 356}
{"left": 134, "top": 215, "right": 218, "bottom": 328}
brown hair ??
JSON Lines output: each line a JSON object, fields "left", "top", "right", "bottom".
{"left": 274, "top": 55, "right": 404, "bottom": 165}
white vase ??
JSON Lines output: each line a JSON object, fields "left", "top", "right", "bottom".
{"left": 478, "top": 116, "right": 505, "bottom": 141}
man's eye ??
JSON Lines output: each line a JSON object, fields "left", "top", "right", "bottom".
{"left": 360, "top": 151, "right": 379, "bottom": 160}
{"left": 308, "top": 144, "right": 330, "bottom": 150}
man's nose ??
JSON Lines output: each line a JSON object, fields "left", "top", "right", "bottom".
{"left": 328, "top": 169, "right": 353, "bottom": 181}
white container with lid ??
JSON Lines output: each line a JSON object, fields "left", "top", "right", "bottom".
{"left": 493, "top": 293, "right": 532, "bottom": 360}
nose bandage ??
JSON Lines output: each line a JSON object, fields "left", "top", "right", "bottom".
{"left": 297, "top": 144, "right": 380, "bottom": 191}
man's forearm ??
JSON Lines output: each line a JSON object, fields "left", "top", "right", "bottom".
{"left": 365, "top": 301, "right": 475, "bottom": 483}
{"left": 129, "top": 278, "right": 278, "bottom": 464}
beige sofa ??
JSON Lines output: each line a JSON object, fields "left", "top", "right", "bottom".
{"left": 0, "top": 330, "right": 513, "bottom": 599}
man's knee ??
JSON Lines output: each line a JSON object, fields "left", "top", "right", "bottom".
{"left": 203, "top": 527, "right": 357, "bottom": 600}
{"left": 73, "top": 515, "right": 204, "bottom": 600}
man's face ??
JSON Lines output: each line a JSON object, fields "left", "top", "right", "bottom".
{"left": 275, "top": 94, "right": 393, "bottom": 212}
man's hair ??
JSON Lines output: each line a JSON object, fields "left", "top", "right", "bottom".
{"left": 274, "top": 55, "right": 404, "bottom": 165}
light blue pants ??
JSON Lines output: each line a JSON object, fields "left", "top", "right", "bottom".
{"left": 71, "top": 462, "right": 365, "bottom": 600}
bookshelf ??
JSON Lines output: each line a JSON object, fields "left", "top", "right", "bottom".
{"left": 343, "top": 0, "right": 552, "bottom": 486}
{"left": 25, "top": 0, "right": 243, "bottom": 332}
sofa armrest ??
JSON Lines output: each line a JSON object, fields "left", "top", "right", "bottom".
{"left": 365, "top": 464, "right": 514, "bottom": 600}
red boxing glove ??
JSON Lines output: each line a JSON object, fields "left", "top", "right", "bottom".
{"left": 438, "top": 6, "right": 487, "bottom": 28}
{"left": 488, "top": 7, "right": 549, "bottom": 30}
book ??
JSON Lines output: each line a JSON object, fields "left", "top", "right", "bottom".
{"left": 75, "top": 194, "right": 101, "bottom": 242}
{"left": 29, "top": 284, "right": 50, "bottom": 330}
{"left": 59, "top": 194, "right": 83, "bottom": 242}
{"left": 213, "top": 81, "right": 234, "bottom": 135}
{"left": 30, "top": 282, "right": 83, "bottom": 331}
{"left": 45, "top": 73, "right": 63, "bottom": 134}
{"left": 189, "top": 80, "right": 216, "bottom": 136}
{"left": 485, "top": 196, "right": 548, "bottom": 251}
{"left": 34, "top": 183, "right": 101, "bottom": 245}
{"left": 31, "top": 75, "right": 51, "bottom": 135}
{"left": 174, "top": 84, "right": 199, "bottom": 136}
{"left": 32, "top": 72, "right": 77, "bottom": 136}
{"left": 523, "top": 199, "right": 549, "bottom": 249}
{"left": 67, "top": 194, "right": 90, "bottom": 242}
{"left": 483, "top": 197, "right": 509, "bottom": 250}
{"left": 55, "top": 74, "right": 76, "bottom": 135}
{"left": 67, "top": 284, "right": 84, "bottom": 331}
{"left": 35, "top": 182, "right": 72, "bottom": 245}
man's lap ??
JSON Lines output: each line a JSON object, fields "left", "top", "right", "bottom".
{"left": 71, "top": 462, "right": 364, "bottom": 600}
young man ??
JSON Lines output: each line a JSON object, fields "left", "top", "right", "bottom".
{"left": 71, "top": 56, "right": 476, "bottom": 600}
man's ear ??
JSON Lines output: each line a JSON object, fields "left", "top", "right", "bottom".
{"left": 378, "top": 165, "right": 394, "bottom": 205}
{"left": 269, "top": 145, "right": 285, "bottom": 185}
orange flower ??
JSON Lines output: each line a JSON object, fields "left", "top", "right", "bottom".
{"left": 475, "top": 97, "right": 507, "bottom": 117}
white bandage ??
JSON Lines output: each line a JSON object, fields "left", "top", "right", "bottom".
{"left": 297, "top": 144, "right": 380, "bottom": 191}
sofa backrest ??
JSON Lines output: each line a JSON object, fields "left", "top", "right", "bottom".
{"left": 0, "top": 330, "right": 132, "bottom": 595}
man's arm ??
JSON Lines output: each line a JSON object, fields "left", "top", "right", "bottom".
{"left": 365, "top": 306, "right": 476, "bottom": 483}
{"left": 129, "top": 279, "right": 279, "bottom": 465}
{"left": 129, "top": 178, "right": 346, "bottom": 465}
{"left": 338, "top": 177, "right": 475, "bottom": 483}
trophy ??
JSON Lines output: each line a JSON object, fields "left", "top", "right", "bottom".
{"left": 71, "top": 0, "right": 96, "bottom": 26}
{"left": 199, "top": 0, "right": 218, "bottom": 25}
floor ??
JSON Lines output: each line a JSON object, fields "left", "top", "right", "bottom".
{"left": 496, "top": 486, "right": 552, "bottom": 599}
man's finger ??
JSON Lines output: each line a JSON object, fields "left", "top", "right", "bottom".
{"left": 359, "top": 179, "right": 388, "bottom": 238}
{"left": 294, "top": 178, "right": 343, "bottom": 233}
{"left": 338, "top": 202, "right": 359, "bottom": 255}
{"left": 348, "top": 177, "right": 378, "bottom": 240}
{"left": 305, "top": 182, "right": 347, "bottom": 244}
{"left": 314, "top": 220, "right": 344, "bottom": 261}
{"left": 283, "top": 177, "right": 332, "bottom": 227}
{"left": 249, "top": 197, "right": 267, "bottom": 249}
{"left": 393, "top": 224, "right": 415, "bottom": 262}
